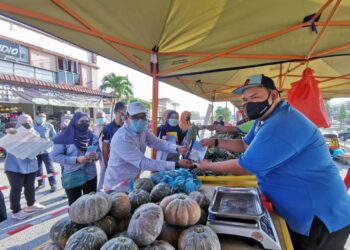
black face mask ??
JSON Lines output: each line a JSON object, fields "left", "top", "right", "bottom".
{"left": 77, "top": 123, "right": 89, "bottom": 132}
{"left": 244, "top": 92, "right": 272, "bottom": 120}
{"left": 22, "top": 123, "right": 32, "bottom": 130}
{"left": 185, "top": 116, "right": 191, "bottom": 122}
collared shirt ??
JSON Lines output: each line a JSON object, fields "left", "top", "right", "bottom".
{"left": 103, "top": 124, "right": 178, "bottom": 192}
{"left": 102, "top": 120, "right": 122, "bottom": 144}
{"left": 50, "top": 134, "right": 101, "bottom": 181}
{"left": 34, "top": 122, "right": 56, "bottom": 153}
{"left": 239, "top": 101, "right": 350, "bottom": 236}
{"left": 5, "top": 153, "right": 38, "bottom": 174}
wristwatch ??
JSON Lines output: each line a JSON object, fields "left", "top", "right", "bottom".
{"left": 214, "top": 138, "right": 219, "bottom": 147}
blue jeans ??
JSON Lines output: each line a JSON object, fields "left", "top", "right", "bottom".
{"left": 37, "top": 153, "right": 57, "bottom": 186}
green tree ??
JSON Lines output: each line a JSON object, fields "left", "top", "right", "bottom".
{"left": 214, "top": 106, "right": 232, "bottom": 123}
{"left": 100, "top": 73, "right": 134, "bottom": 101}
{"left": 338, "top": 104, "right": 347, "bottom": 126}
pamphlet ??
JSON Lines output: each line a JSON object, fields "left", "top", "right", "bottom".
{"left": 85, "top": 145, "right": 98, "bottom": 156}
{"left": 188, "top": 140, "right": 207, "bottom": 162}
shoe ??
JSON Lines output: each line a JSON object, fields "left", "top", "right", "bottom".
{"left": 50, "top": 185, "right": 57, "bottom": 193}
{"left": 24, "top": 202, "right": 46, "bottom": 213}
{"left": 35, "top": 185, "right": 45, "bottom": 191}
{"left": 12, "top": 210, "right": 31, "bottom": 220}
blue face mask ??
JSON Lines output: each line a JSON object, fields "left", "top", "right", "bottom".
{"left": 96, "top": 118, "right": 105, "bottom": 125}
{"left": 36, "top": 117, "right": 45, "bottom": 124}
{"left": 168, "top": 118, "right": 179, "bottom": 127}
{"left": 130, "top": 119, "right": 148, "bottom": 133}
{"left": 120, "top": 114, "right": 125, "bottom": 122}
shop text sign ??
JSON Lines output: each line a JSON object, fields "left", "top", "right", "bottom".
{"left": 0, "top": 84, "right": 23, "bottom": 103}
{"left": 0, "top": 39, "right": 20, "bottom": 60}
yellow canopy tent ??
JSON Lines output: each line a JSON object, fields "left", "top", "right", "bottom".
{"left": 0, "top": 0, "right": 349, "bottom": 121}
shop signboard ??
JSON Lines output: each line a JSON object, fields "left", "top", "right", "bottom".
{"left": 0, "top": 83, "right": 102, "bottom": 108}
{"left": 0, "top": 39, "right": 29, "bottom": 63}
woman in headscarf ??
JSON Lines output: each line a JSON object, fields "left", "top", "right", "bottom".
{"left": 51, "top": 112, "right": 101, "bottom": 205}
{"left": 4, "top": 114, "right": 46, "bottom": 220}
{"left": 157, "top": 111, "right": 185, "bottom": 161}
{"left": 179, "top": 111, "right": 192, "bottom": 135}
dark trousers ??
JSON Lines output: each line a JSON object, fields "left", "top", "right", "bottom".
{"left": 37, "top": 153, "right": 56, "bottom": 186}
{"left": 0, "top": 190, "right": 7, "bottom": 222}
{"left": 289, "top": 217, "right": 350, "bottom": 250}
{"left": 6, "top": 171, "right": 36, "bottom": 213}
{"left": 65, "top": 177, "right": 97, "bottom": 205}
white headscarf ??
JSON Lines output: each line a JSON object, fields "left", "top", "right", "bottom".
{"left": 15, "top": 114, "right": 33, "bottom": 128}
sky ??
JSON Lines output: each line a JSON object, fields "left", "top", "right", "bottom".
{"left": 0, "top": 17, "right": 234, "bottom": 118}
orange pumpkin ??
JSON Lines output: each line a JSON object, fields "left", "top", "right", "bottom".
{"left": 164, "top": 194, "right": 201, "bottom": 226}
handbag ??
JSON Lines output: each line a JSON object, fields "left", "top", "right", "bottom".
{"left": 61, "top": 169, "right": 88, "bottom": 189}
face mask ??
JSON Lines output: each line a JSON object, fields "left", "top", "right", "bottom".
{"left": 130, "top": 119, "right": 148, "bottom": 133}
{"left": 168, "top": 118, "right": 179, "bottom": 127}
{"left": 185, "top": 116, "right": 191, "bottom": 122}
{"left": 120, "top": 114, "right": 125, "bottom": 122}
{"left": 36, "top": 117, "right": 45, "bottom": 124}
{"left": 96, "top": 118, "right": 104, "bottom": 125}
{"left": 77, "top": 123, "right": 89, "bottom": 132}
{"left": 22, "top": 123, "right": 32, "bottom": 130}
{"left": 244, "top": 92, "right": 272, "bottom": 120}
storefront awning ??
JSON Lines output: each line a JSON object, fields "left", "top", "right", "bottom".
{"left": 0, "top": 73, "right": 116, "bottom": 108}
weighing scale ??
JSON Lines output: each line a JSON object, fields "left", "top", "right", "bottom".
{"left": 207, "top": 187, "right": 281, "bottom": 250}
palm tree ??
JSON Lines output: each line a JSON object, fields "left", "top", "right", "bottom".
{"left": 100, "top": 73, "right": 134, "bottom": 101}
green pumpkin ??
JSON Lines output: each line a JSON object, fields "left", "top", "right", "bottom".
{"left": 110, "top": 192, "right": 131, "bottom": 220}
{"left": 115, "top": 214, "right": 131, "bottom": 233}
{"left": 128, "top": 189, "right": 151, "bottom": 212}
{"left": 150, "top": 183, "right": 170, "bottom": 202}
{"left": 134, "top": 178, "right": 154, "bottom": 192}
{"left": 49, "top": 217, "right": 84, "bottom": 248}
{"left": 189, "top": 191, "right": 210, "bottom": 210}
{"left": 90, "top": 215, "right": 117, "bottom": 236}
{"left": 178, "top": 225, "right": 221, "bottom": 250}
{"left": 65, "top": 226, "right": 108, "bottom": 250}
{"left": 127, "top": 203, "right": 164, "bottom": 247}
{"left": 69, "top": 192, "right": 112, "bottom": 224}
{"left": 143, "top": 240, "right": 175, "bottom": 250}
{"left": 101, "top": 236, "right": 139, "bottom": 250}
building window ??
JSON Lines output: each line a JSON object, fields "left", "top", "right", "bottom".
{"left": 35, "top": 68, "right": 55, "bottom": 82}
{"left": 19, "top": 46, "right": 29, "bottom": 64}
{"left": 57, "top": 57, "right": 80, "bottom": 85}
{"left": 30, "top": 50, "right": 56, "bottom": 71}
{"left": 14, "top": 64, "right": 34, "bottom": 78}
{"left": 0, "top": 60, "right": 14, "bottom": 74}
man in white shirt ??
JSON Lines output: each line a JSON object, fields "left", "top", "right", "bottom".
{"left": 103, "top": 102, "right": 193, "bottom": 192}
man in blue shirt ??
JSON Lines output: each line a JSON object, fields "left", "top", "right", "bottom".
{"left": 102, "top": 102, "right": 126, "bottom": 169}
{"left": 200, "top": 74, "right": 350, "bottom": 249}
{"left": 34, "top": 112, "right": 57, "bottom": 192}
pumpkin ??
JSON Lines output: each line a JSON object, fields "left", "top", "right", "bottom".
{"left": 151, "top": 183, "right": 170, "bottom": 202}
{"left": 134, "top": 178, "right": 154, "bottom": 192}
{"left": 110, "top": 192, "right": 131, "bottom": 219}
{"left": 143, "top": 240, "right": 175, "bottom": 250}
{"left": 100, "top": 236, "right": 139, "bottom": 250}
{"left": 65, "top": 226, "right": 108, "bottom": 250}
{"left": 157, "top": 223, "right": 184, "bottom": 247}
{"left": 128, "top": 189, "right": 151, "bottom": 212}
{"left": 159, "top": 193, "right": 185, "bottom": 212}
{"left": 178, "top": 225, "right": 221, "bottom": 250}
{"left": 197, "top": 209, "right": 208, "bottom": 225}
{"left": 69, "top": 192, "right": 112, "bottom": 224}
{"left": 41, "top": 242, "right": 62, "bottom": 250}
{"left": 90, "top": 215, "right": 116, "bottom": 236}
{"left": 115, "top": 214, "right": 131, "bottom": 233}
{"left": 189, "top": 191, "right": 210, "bottom": 210}
{"left": 127, "top": 203, "right": 164, "bottom": 246}
{"left": 49, "top": 217, "right": 84, "bottom": 248}
{"left": 164, "top": 194, "right": 201, "bottom": 226}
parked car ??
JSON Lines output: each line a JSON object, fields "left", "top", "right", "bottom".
{"left": 338, "top": 128, "right": 350, "bottom": 141}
